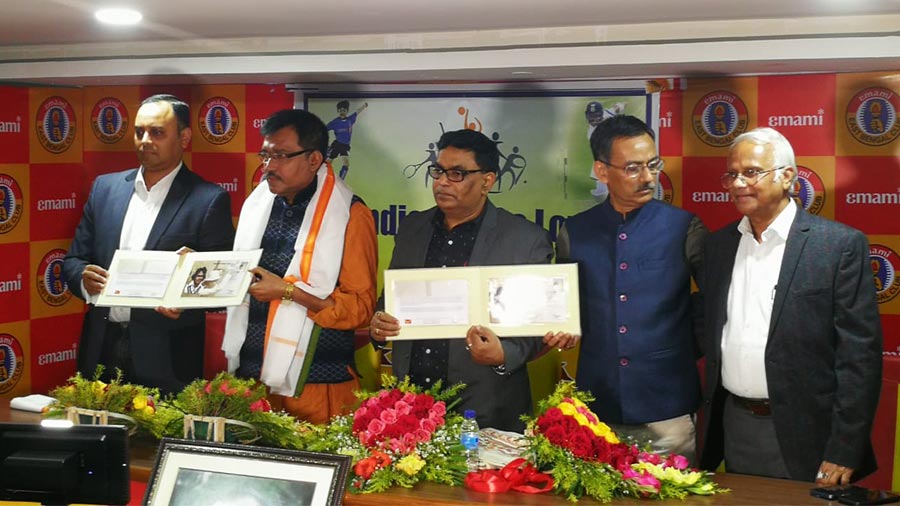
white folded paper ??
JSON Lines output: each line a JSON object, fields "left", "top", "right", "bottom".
{"left": 10, "top": 393, "right": 56, "bottom": 412}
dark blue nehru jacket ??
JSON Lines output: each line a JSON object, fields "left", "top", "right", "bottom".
{"left": 565, "top": 198, "right": 700, "bottom": 424}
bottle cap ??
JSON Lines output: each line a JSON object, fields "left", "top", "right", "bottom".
{"left": 464, "top": 409, "right": 476, "bottom": 419}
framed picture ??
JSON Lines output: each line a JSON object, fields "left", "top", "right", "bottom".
{"left": 143, "top": 438, "right": 351, "bottom": 506}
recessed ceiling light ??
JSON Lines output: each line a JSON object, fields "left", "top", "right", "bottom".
{"left": 95, "top": 8, "right": 142, "bottom": 25}
{"left": 511, "top": 71, "right": 533, "bottom": 75}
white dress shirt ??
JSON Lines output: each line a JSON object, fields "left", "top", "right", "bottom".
{"left": 721, "top": 199, "right": 797, "bottom": 399}
{"left": 84, "top": 164, "right": 182, "bottom": 322}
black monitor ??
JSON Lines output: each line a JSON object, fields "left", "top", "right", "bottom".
{"left": 0, "top": 422, "right": 130, "bottom": 505}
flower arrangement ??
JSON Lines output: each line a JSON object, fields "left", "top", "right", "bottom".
{"left": 44, "top": 366, "right": 160, "bottom": 434}
{"left": 526, "top": 381, "right": 728, "bottom": 502}
{"left": 153, "top": 372, "right": 311, "bottom": 448}
{"left": 300, "top": 375, "right": 469, "bottom": 493}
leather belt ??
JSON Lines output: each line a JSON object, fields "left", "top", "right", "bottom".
{"left": 732, "top": 394, "right": 772, "bottom": 416}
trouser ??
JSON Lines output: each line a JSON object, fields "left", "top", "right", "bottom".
{"left": 723, "top": 393, "right": 790, "bottom": 478}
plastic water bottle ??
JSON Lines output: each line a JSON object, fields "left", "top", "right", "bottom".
{"left": 460, "top": 409, "right": 480, "bottom": 472}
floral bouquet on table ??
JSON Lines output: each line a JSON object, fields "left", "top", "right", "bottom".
{"left": 525, "top": 381, "right": 728, "bottom": 503}
{"left": 300, "top": 375, "right": 469, "bottom": 493}
{"left": 153, "top": 372, "right": 310, "bottom": 448}
{"left": 44, "top": 366, "right": 160, "bottom": 435}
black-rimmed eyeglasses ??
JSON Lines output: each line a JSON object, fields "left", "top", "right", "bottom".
{"left": 428, "top": 165, "right": 488, "bottom": 182}
{"left": 720, "top": 167, "right": 783, "bottom": 189}
{"left": 257, "top": 149, "right": 313, "bottom": 166}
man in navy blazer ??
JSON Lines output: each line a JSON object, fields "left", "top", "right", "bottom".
{"left": 63, "top": 94, "right": 234, "bottom": 393}
{"left": 698, "top": 127, "right": 882, "bottom": 485}
{"left": 368, "top": 129, "right": 555, "bottom": 431}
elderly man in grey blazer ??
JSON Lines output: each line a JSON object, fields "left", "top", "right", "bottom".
{"left": 369, "top": 129, "right": 561, "bottom": 432}
{"left": 698, "top": 127, "right": 882, "bottom": 485}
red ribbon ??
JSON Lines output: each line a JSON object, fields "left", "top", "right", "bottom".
{"left": 464, "top": 458, "right": 554, "bottom": 494}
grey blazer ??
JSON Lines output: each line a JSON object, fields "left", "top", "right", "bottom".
{"left": 699, "top": 207, "right": 881, "bottom": 481}
{"left": 387, "top": 200, "right": 553, "bottom": 431}
{"left": 63, "top": 166, "right": 235, "bottom": 393}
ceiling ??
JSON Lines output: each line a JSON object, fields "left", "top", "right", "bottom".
{"left": 1, "top": 0, "right": 900, "bottom": 86}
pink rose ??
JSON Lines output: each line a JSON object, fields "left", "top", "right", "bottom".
{"left": 394, "top": 400, "right": 412, "bottom": 416}
{"left": 380, "top": 408, "right": 398, "bottom": 424}
{"left": 419, "top": 418, "right": 437, "bottom": 433}
{"left": 367, "top": 418, "right": 386, "bottom": 435}
{"left": 414, "top": 428, "right": 432, "bottom": 443}
{"left": 429, "top": 402, "right": 446, "bottom": 417}
{"left": 402, "top": 392, "right": 417, "bottom": 404}
{"left": 402, "top": 432, "right": 418, "bottom": 450}
{"left": 355, "top": 406, "right": 368, "bottom": 418}
{"left": 669, "top": 454, "right": 689, "bottom": 470}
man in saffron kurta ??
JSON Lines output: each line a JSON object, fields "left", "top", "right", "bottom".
{"left": 223, "top": 109, "right": 377, "bottom": 424}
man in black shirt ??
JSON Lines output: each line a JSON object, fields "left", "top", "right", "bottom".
{"left": 369, "top": 129, "right": 555, "bottom": 431}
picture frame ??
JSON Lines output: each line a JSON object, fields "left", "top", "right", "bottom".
{"left": 143, "top": 438, "right": 351, "bottom": 506}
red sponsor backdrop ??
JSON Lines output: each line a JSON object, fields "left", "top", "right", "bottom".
{"left": 0, "top": 74, "right": 897, "bottom": 485}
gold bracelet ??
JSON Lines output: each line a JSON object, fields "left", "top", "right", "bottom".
{"left": 281, "top": 282, "right": 295, "bottom": 304}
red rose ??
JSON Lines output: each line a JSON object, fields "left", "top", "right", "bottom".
{"left": 543, "top": 407, "right": 564, "bottom": 422}
{"left": 542, "top": 424, "right": 567, "bottom": 446}
{"left": 567, "top": 429, "right": 594, "bottom": 459}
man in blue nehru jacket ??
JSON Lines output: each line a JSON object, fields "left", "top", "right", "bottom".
{"left": 557, "top": 115, "right": 707, "bottom": 462}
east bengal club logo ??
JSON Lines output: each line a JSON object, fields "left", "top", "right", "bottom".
{"left": 199, "top": 97, "right": 239, "bottom": 145}
{"left": 692, "top": 90, "right": 749, "bottom": 147}
{"left": 846, "top": 87, "right": 900, "bottom": 146}
{"left": 36, "top": 96, "right": 77, "bottom": 154}
{"left": 870, "top": 244, "right": 900, "bottom": 304}
{"left": 792, "top": 165, "right": 825, "bottom": 215}
{"left": 0, "top": 173, "right": 23, "bottom": 234}
{"left": 653, "top": 170, "right": 674, "bottom": 204}
{"left": 90, "top": 97, "right": 129, "bottom": 144}
{"left": 0, "top": 333, "right": 25, "bottom": 394}
{"left": 37, "top": 248, "right": 71, "bottom": 306}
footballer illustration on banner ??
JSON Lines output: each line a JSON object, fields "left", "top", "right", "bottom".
{"left": 326, "top": 100, "right": 368, "bottom": 180}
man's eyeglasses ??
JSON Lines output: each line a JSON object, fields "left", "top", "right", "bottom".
{"left": 257, "top": 149, "right": 313, "bottom": 166}
{"left": 720, "top": 166, "right": 783, "bottom": 189}
{"left": 428, "top": 165, "right": 488, "bottom": 182}
{"left": 600, "top": 158, "right": 664, "bottom": 178}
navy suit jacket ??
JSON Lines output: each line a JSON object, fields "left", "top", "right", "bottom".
{"left": 63, "top": 166, "right": 234, "bottom": 392}
{"left": 698, "top": 207, "right": 881, "bottom": 481}
{"left": 387, "top": 201, "right": 553, "bottom": 431}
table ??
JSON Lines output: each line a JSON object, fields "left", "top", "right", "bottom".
{"left": 1, "top": 399, "right": 825, "bottom": 505}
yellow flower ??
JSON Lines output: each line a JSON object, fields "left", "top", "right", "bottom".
{"left": 395, "top": 454, "right": 426, "bottom": 476}
{"left": 142, "top": 406, "right": 155, "bottom": 416}
{"left": 133, "top": 395, "right": 148, "bottom": 410}
{"left": 590, "top": 423, "right": 620, "bottom": 444}
{"left": 558, "top": 402, "right": 577, "bottom": 416}
{"left": 92, "top": 380, "right": 107, "bottom": 393}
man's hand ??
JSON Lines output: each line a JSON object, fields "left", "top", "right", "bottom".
{"left": 247, "top": 266, "right": 288, "bottom": 303}
{"left": 466, "top": 325, "right": 505, "bottom": 366}
{"left": 370, "top": 311, "right": 400, "bottom": 341}
{"left": 155, "top": 307, "right": 183, "bottom": 320}
{"left": 543, "top": 332, "right": 580, "bottom": 351}
{"left": 82, "top": 264, "right": 109, "bottom": 296}
{"left": 815, "top": 460, "right": 854, "bottom": 486}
